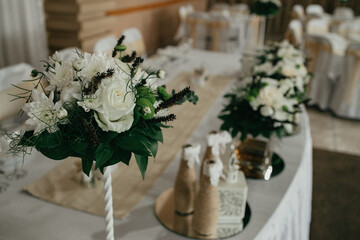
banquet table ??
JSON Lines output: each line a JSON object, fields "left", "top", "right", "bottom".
{"left": 0, "top": 49, "right": 312, "bottom": 240}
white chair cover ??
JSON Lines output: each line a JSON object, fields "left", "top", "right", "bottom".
{"left": 306, "top": 18, "right": 329, "bottom": 35}
{"left": 287, "top": 19, "right": 303, "bottom": 47}
{"left": 334, "top": 7, "right": 354, "bottom": 21}
{"left": 186, "top": 12, "right": 209, "bottom": 50}
{"left": 0, "top": 63, "right": 34, "bottom": 127}
{"left": 293, "top": 5, "right": 305, "bottom": 18}
{"left": 231, "top": 4, "right": 249, "bottom": 15}
{"left": 305, "top": 4, "right": 324, "bottom": 16}
{"left": 211, "top": 3, "right": 229, "bottom": 11}
{"left": 306, "top": 35, "right": 338, "bottom": 110}
{"left": 330, "top": 43, "right": 360, "bottom": 119}
{"left": 174, "top": 5, "right": 194, "bottom": 42}
{"left": 122, "top": 28, "right": 147, "bottom": 57}
{"left": 93, "top": 36, "right": 117, "bottom": 55}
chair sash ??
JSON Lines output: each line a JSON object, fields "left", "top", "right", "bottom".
{"left": 344, "top": 49, "right": 360, "bottom": 105}
{"left": 304, "top": 37, "right": 332, "bottom": 74}
{"left": 208, "top": 19, "right": 230, "bottom": 52}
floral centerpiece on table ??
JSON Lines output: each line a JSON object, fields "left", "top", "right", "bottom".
{"left": 250, "top": 0, "right": 282, "bottom": 17}
{"left": 219, "top": 76, "right": 300, "bottom": 141}
{"left": 219, "top": 40, "right": 309, "bottom": 141}
{"left": 253, "top": 40, "right": 310, "bottom": 103}
{"left": 8, "top": 36, "right": 197, "bottom": 179}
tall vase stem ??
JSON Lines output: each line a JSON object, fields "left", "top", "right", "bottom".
{"left": 103, "top": 167, "right": 114, "bottom": 240}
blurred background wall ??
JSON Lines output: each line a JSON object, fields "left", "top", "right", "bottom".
{"left": 45, "top": 0, "right": 207, "bottom": 54}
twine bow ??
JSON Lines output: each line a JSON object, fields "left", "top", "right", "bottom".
{"left": 183, "top": 144, "right": 201, "bottom": 167}
{"left": 207, "top": 131, "right": 232, "bottom": 156}
{"left": 203, "top": 158, "right": 224, "bottom": 186}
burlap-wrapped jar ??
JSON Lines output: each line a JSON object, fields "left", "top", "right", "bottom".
{"left": 192, "top": 160, "right": 220, "bottom": 239}
{"left": 173, "top": 144, "right": 198, "bottom": 235}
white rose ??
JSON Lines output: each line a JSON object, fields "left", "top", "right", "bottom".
{"left": 279, "top": 79, "right": 295, "bottom": 95}
{"left": 93, "top": 72, "right": 136, "bottom": 133}
{"left": 60, "top": 81, "right": 82, "bottom": 103}
{"left": 273, "top": 109, "right": 288, "bottom": 121}
{"left": 258, "top": 85, "right": 285, "bottom": 109}
{"left": 260, "top": 106, "right": 274, "bottom": 116}
{"left": 281, "top": 64, "right": 297, "bottom": 77}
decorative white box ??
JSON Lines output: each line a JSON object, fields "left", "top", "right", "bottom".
{"left": 218, "top": 171, "right": 248, "bottom": 225}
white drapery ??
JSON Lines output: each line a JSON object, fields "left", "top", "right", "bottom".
{"left": 0, "top": 0, "right": 48, "bottom": 69}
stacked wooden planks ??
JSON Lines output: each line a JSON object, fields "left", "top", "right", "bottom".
{"left": 45, "top": 0, "right": 116, "bottom": 53}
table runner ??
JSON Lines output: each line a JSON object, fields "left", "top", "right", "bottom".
{"left": 23, "top": 72, "right": 232, "bottom": 219}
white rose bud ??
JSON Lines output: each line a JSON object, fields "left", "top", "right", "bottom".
{"left": 284, "top": 123, "right": 294, "bottom": 134}
{"left": 57, "top": 108, "right": 68, "bottom": 119}
{"left": 157, "top": 70, "right": 166, "bottom": 79}
{"left": 72, "top": 60, "right": 85, "bottom": 71}
{"left": 260, "top": 106, "right": 274, "bottom": 117}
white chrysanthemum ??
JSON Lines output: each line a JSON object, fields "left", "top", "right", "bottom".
{"left": 49, "top": 51, "right": 63, "bottom": 65}
{"left": 46, "top": 62, "right": 75, "bottom": 91}
{"left": 23, "top": 89, "right": 65, "bottom": 134}
{"left": 60, "top": 81, "right": 82, "bottom": 103}
{"left": 78, "top": 53, "right": 110, "bottom": 80}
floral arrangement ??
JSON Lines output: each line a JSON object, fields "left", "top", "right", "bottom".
{"left": 253, "top": 40, "right": 310, "bottom": 103}
{"left": 9, "top": 36, "right": 197, "bottom": 179}
{"left": 219, "top": 40, "right": 309, "bottom": 141}
{"left": 251, "top": 0, "right": 282, "bottom": 16}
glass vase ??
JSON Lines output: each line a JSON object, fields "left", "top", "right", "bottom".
{"left": 232, "top": 135, "right": 275, "bottom": 180}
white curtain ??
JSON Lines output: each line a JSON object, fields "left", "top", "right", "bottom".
{"left": 0, "top": 0, "right": 48, "bottom": 69}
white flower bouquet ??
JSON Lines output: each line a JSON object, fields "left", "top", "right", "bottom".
{"left": 219, "top": 75, "right": 300, "bottom": 141}
{"left": 8, "top": 36, "right": 198, "bottom": 178}
{"left": 220, "top": 41, "right": 309, "bottom": 141}
{"left": 251, "top": 0, "right": 282, "bottom": 16}
{"left": 253, "top": 40, "right": 310, "bottom": 103}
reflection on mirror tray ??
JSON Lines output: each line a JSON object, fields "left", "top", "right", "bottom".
{"left": 154, "top": 188, "right": 251, "bottom": 239}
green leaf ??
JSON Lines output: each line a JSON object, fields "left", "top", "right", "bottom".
{"left": 106, "top": 149, "right": 132, "bottom": 166}
{"left": 37, "top": 145, "right": 72, "bottom": 160}
{"left": 36, "top": 131, "right": 62, "bottom": 148}
{"left": 95, "top": 143, "right": 114, "bottom": 169}
{"left": 100, "top": 131, "right": 118, "bottom": 144}
{"left": 69, "top": 137, "right": 89, "bottom": 156}
{"left": 148, "top": 140, "right": 158, "bottom": 158}
{"left": 115, "top": 133, "right": 151, "bottom": 156}
{"left": 81, "top": 157, "right": 93, "bottom": 176}
{"left": 135, "top": 127, "right": 163, "bottom": 143}
{"left": 135, "top": 154, "right": 148, "bottom": 180}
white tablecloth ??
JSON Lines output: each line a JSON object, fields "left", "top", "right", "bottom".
{"left": 0, "top": 50, "right": 312, "bottom": 240}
